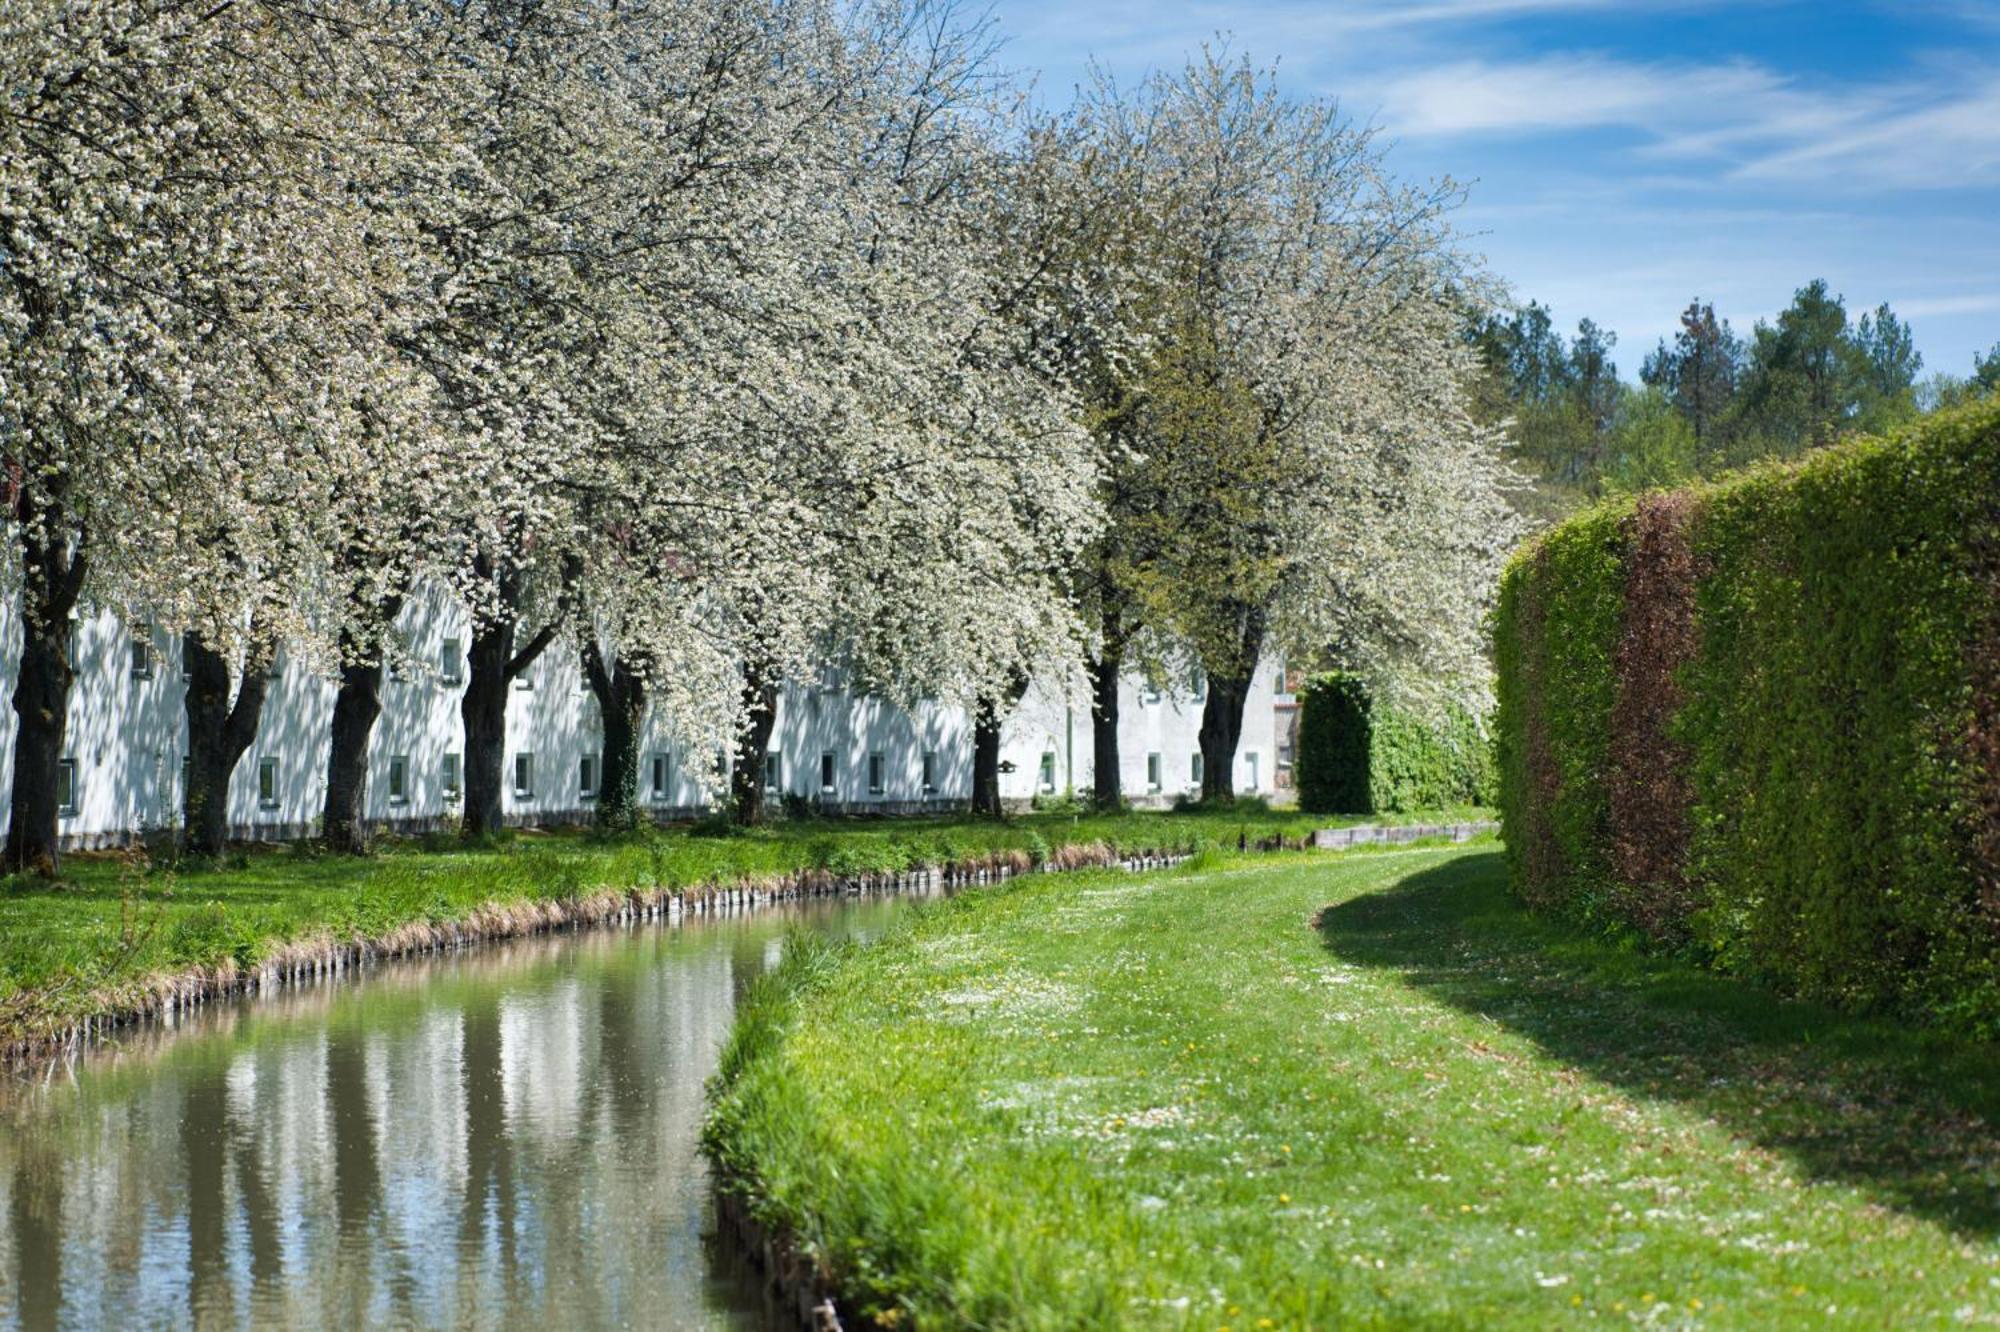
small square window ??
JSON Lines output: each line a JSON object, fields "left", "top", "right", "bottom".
{"left": 1191, "top": 752, "right": 1204, "bottom": 787}
{"left": 258, "top": 757, "right": 279, "bottom": 808}
{"left": 1039, "top": 751, "right": 1057, "bottom": 794}
{"left": 66, "top": 620, "right": 80, "bottom": 670}
{"left": 867, "top": 752, "right": 885, "bottom": 795}
{"left": 819, "top": 751, "right": 836, "bottom": 794}
{"left": 764, "top": 752, "right": 781, "bottom": 791}
{"left": 440, "top": 638, "right": 463, "bottom": 685}
{"left": 56, "top": 758, "right": 78, "bottom": 817}
{"left": 388, "top": 755, "right": 409, "bottom": 804}
{"left": 130, "top": 624, "right": 153, "bottom": 680}
{"left": 1147, "top": 752, "right": 1162, "bottom": 792}
{"left": 580, "top": 753, "right": 598, "bottom": 800}
{"left": 513, "top": 753, "right": 535, "bottom": 799}
{"left": 442, "top": 753, "right": 462, "bottom": 799}
{"left": 1139, "top": 682, "right": 1162, "bottom": 706}
{"left": 650, "top": 753, "right": 670, "bottom": 801}
{"left": 514, "top": 665, "right": 534, "bottom": 692}
{"left": 267, "top": 649, "right": 283, "bottom": 681}
{"left": 921, "top": 750, "right": 937, "bottom": 793}
{"left": 180, "top": 632, "right": 195, "bottom": 683}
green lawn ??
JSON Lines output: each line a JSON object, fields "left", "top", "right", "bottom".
{"left": 704, "top": 844, "right": 2000, "bottom": 1329}
{"left": 0, "top": 805, "right": 1431, "bottom": 1047}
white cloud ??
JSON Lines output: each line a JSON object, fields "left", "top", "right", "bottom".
{"left": 1892, "top": 292, "right": 2000, "bottom": 319}
{"left": 1373, "top": 54, "right": 1791, "bottom": 136}
{"left": 1370, "top": 52, "right": 2000, "bottom": 189}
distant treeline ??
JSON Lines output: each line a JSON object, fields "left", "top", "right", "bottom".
{"left": 1469, "top": 280, "right": 2000, "bottom": 517}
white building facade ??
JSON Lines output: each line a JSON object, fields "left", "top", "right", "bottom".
{"left": 1, "top": 601, "right": 1288, "bottom": 848}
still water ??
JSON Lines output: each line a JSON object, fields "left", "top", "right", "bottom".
{"left": 0, "top": 896, "right": 907, "bottom": 1330}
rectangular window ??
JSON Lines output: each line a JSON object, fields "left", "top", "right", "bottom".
{"left": 1191, "top": 752, "right": 1204, "bottom": 787}
{"left": 56, "top": 758, "right": 77, "bottom": 817}
{"left": 258, "top": 757, "right": 279, "bottom": 808}
{"left": 388, "top": 755, "right": 409, "bottom": 804}
{"left": 514, "top": 664, "right": 534, "bottom": 691}
{"left": 1246, "top": 751, "right": 1261, "bottom": 791}
{"left": 578, "top": 647, "right": 591, "bottom": 692}
{"left": 442, "top": 753, "right": 462, "bottom": 799}
{"left": 1039, "top": 751, "right": 1057, "bottom": 793}
{"left": 130, "top": 623, "right": 153, "bottom": 680}
{"left": 921, "top": 750, "right": 937, "bottom": 793}
{"left": 267, "top": 648, "right": 282, "bottom": 681}
{"left": 1191, "top": 668, "right": 1207, "bottom": 702}
{"left": 867, "top": 752, "right": 885, "bottom": 795}
{"left": 513, "top": 752, "right": 535, "bottom": 799}
{"left": 1140, "top": 682, "right": 1162, "bottom": 705}
{"left": 441, "top": 638, "right": 463, "bottom": 685}
{"left": 764, "top": 752, "right": 781, "bottom": 792}
{"left": 181, "top": 631, "right": 195, "bottom": 682}
{"left": 580, "top": 753, "right": 598, "bottom": 800}
{"left": 67, "top": 620, "right": 80, "bottom": 671}
{"left": 819, "top": 751, "right": 836, "bottom": 794}
{"left": 650, "top": 753, "right": 669, "bottom": 801}
{"left": 1147, "top": 752, "right": 1163, "bottom": 792}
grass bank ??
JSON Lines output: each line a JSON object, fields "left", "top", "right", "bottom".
{"left": 0, "top": 804, "right": 1437, "bottom": 1055}
{"left": 705, "top": 845, "right": 2000, "bottom": 1328}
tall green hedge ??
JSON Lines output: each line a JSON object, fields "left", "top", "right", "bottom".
{"left": 1297, "top": 673, "right": 1495, "bottom": 815}
{"left": 1494, "top": 400, "right": 2000, "bottom": 1032}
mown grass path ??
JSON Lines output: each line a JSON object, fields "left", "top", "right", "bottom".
{"left": 0, "top": 808, "right": 1373, "bottom": 1050}
{"left": 706, "top": 846, "right": 2000, "bottom": 1328}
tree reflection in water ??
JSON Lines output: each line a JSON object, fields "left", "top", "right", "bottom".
{"left": 0, "top": 896, "right": 904, "bottom": 1329}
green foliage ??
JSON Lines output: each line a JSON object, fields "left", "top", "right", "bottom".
{"left": 1602, "top": 385, "right": 1697, "bottom": 493}
{"left": 1295, "top": 674, "right": 1371, "bottom": 812}
{"left": 1297, "top": 673, "right": 1495, "bottom": 815}
{"left": 1495, "top": 399, "right": 2000, "bottom": 1031}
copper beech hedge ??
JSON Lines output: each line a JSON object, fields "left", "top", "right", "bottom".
{"left": 1494, "top": 399, "right": 2000, "bottom": 1032}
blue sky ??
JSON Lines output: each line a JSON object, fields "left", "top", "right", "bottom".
{"left": 987, "top": 0, "right": 2000, "bottom": 381}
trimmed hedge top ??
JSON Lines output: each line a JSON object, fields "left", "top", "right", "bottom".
{"left": 1494, "top": 399, "right": 2000, "bottom": 1032}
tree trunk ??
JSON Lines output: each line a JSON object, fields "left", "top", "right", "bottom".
{"left": 460, "top": 623, "right": 512, "bottom": 840}
{"left": 971, "top": 695, "right": 1005, "bottom": 818}
{"left": 182, "top": 632, "right": 272, "bottom": 858}
{"left": 1089, "top": 635, "right": 1124, "bottom": 810}
{"left": 1198, "top": 607, "right": 1267, "bottom": 805}
{"left": 584, "top": 641, "right": 648, "bottom": 833}
{"left": 6, "top": 615, "right": 73, "bottom": 876}
{"left": 460, "top": 608, "right": 562, "bottom": 840}
{"left": 730, "top": 659, "right": 779, "bottom": 826}
{"left": 4, "top": 500, "right": 84, "bottom": 877}
{"left": 970, "top": 671, "right": 1030, "bottom": 818}
{"left": 322, "top": 654, "right": 385, "bottom": 854}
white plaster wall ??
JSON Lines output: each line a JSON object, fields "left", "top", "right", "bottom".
{"left": 1, "top": 594, "right": 1287, "bottom": 846}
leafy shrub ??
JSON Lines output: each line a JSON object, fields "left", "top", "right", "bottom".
{"left": 1298, "top": 673, "right": 1494, "bottom": 815}
{"left": 1495, "top": 399, "right": 2000, "bottom": 1031}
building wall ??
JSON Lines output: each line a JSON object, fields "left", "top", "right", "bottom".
{"left": 0, "top": 597, "right": 1283, "bottom": 846}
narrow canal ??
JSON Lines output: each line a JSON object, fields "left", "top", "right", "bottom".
{"left": 0, "top": 895, "right": 908, "bottom": 1329}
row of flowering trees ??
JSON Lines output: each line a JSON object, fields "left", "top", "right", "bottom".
{"left": 1, "top": 0, "right": 1521, "bottom": 873}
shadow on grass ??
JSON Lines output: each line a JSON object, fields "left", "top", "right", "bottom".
{"left": 1317, "top": 851, "right": 2000, "bottom": 1241}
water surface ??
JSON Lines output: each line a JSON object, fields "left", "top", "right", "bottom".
{"left": 0, "top": 897, "right": 906, "bottom": 1330}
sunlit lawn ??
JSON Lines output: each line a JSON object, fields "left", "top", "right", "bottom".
{"left": 706, "top": 845, "right": 2000, "bottom": 1328}
{"left": 0, "top": 805, "right": 1429, "bottom": 1044}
